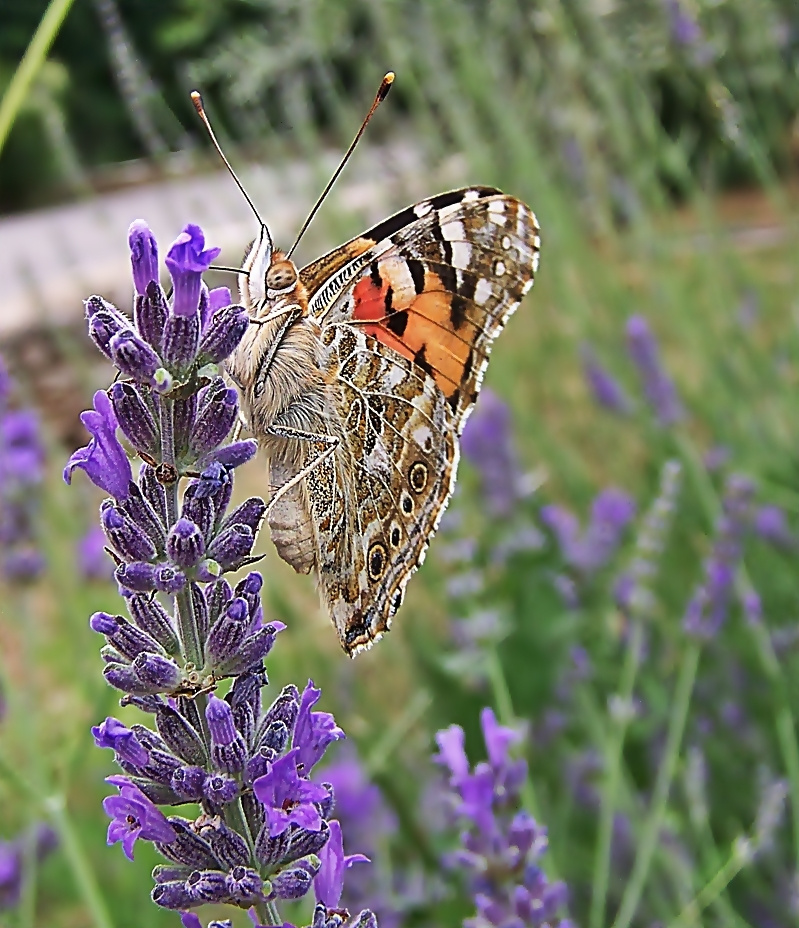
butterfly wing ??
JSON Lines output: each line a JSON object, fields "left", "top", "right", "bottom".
{"left": 298, "top": 188, "right": 540, "bottom": 654}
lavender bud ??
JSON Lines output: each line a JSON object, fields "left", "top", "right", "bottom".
{"left": 139, "top": 748, "right": 182, "bottom": 785}
{"left": 116, "top": 561, "right": 157, "bottom": 593}
{"left": 206, "top": 578, "right": 233, "bottom": 623}
{"left": 91, "top": 717, "right": 150, "bottom": 768}
{"left": 109, "top": 330, "right": 161, "bottom": 383}
{"left": 104, "top": 662, "right": 155, "bottom": 696}
{"left": 285, "top": 820, "right": 330, "bottom": 863}
{"left": 162, "top": 305, "right": 201, "bottom": 368}
{"left": 154, "top": 565, "right": 187, "bottom": 594}
{"left": 189, "top": 386, "right": 237, "bottom": 457}
{"left": 222, "top": 498, "right": 267, "bottom": 536}
{"left": 225, "top": 866, "right": 264, "bottom": 903}
{"left": 259, "top": 685, "right": 301, "bottom": 743}
{"left": 177, "top": 696, "right": 204, "bottom": 739}
{"left": 133, "top": 652, "right": 181, "bottom": 691}
{"left": 198, "top": 819, "right": 250, "bottom": 868}
{"left": 151, "top": 880, "right": 195, "bottom": 910}
{"left": 129, "top": 219, "right": 159, "bottom": 296}
{"left": 190, "top": 581, "right": 209, "bottom": 640}
{"left": 110, "top": 382, "right": 159, "bottom": 459}
{"left": 167, "top": 518, "right": 206, "bottom": 569}
{"left": 152, "top": 864, "right": 193, "bottom": 884}
{"left": 173, "top": 393, "right": 198, "bottom": 459}
{"left": 271, "top": 863, "right": 316, "bottom": 899}
{"left": 258, "top": 720, "right": 290, "bottom": 754}
{"left": 232, "top": 702, "right": 255, "bottom": 747}
{"left": 206, "top": 694, "right": 247, "bottom": 774}
{"left": 200, "top": 440, "right": 257, "bottom": 470}
{"left": 198, "top": 304, "right": 249, "bottom": 363}
{"left": 87, "top": 303, "right": 127, "bottom": 360}
{"left": 139, "top": 463, "right": 167, "bottom": 525}
{"left": 102, "top": 504, "right": 157, "bottom": 563}
{"left": 205, "top": 597, "right": 249, "bottom": 668}
{"left": 157, "top": 819, "right": 221, "bottom": 870}
{"left": 255, "top": 826, "right": 290, "bottom": 868}
{"left": 228, "top": 669, "right": 265, "bottom": 718}
{"left": 170, "top": 765, "right": 207, "bottom": 800}
{"left": 186, "top": 868, "right": 229, "bottom": 903}
{"left": 181, "top": 485, "right": 215, "bottom": 541}
{"left": 119, "top": 693, "right": 163, "bottom": 713}
{"left": 155, "top": 705, "right": 207, "bottom": 766}
{"left": 245, "top": 747, "right": 275, "bottom": 785}
{"left": 317, "top": 782, "right": 335, "bottom": 820}
{"left": 219, "top": 623, "right": 284, "bottom": 675}
{"left": 135, "top": 281, "right": 168, "bottom": 350}
{"left": 204, "top": 774, "right": 239, "bottom": 805}
{"left": 125, "top": 593, "right": 179, "bottom": 655}
{"left": 207, "top": 523, "right": 255, "bottom": 570}
{"left": 118, "top": 485, "right": 166, "bottom": 553}
{"left": 90, "top": 612, "right": 164, "bottom": 661}
{"left": 351, "top": 911, "right": 378, "bottom": 928}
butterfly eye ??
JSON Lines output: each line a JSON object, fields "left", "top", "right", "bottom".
{"left": 265, "top": 260, "right": 298, "bottom": 292}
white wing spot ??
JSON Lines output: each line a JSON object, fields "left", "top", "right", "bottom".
{"left": 522, "top": 278, "right": 534, "bottom": 294}
{"left": 414, "top": 201, "right": 434, "bottom": 218}
{"left": 463, "top": 189, "right": 481, "bottom": 202}
{"left": 533, "top": 235, "right": 541, "bottom": 249}
{"left": 494, "top": 260, "right": 506, "bottom": 277}
{"left": 501, "top": 235, "right": 511, "bottom": 250}
{"left": 452, "top": 242, "right": 472, "bottom": 270}
{"left": 441, "top": 220, "right": 465, "bottom": 242}
{"left": 474, "top": 277, "right": 493, "bottom": 305}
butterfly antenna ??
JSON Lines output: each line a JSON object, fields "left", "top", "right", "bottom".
{"left": 191, "top": 90, "right": 270, "bottom": 243}
{"left": 286, "top": 71, "right": 395, "bottom": 260}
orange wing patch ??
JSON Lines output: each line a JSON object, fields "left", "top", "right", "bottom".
{"left": 352, "top": 259, "right": 484, "bottom": 406}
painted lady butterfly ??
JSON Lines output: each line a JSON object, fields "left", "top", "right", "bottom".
{"left": 196, "top": 82, "right": 540, "bottom": 655}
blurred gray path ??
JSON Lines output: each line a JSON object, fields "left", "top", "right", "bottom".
{"left": 0, "top": 141, "right": 434, "bottom": 338}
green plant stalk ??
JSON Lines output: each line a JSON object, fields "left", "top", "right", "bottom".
{"left": 44, "top": 794, "right": 114, "bottom": 928}
{"left": 0, "top": 0, "right": 77, "bottom": 158}
{"left": 20, "top": 823, "right": 38, "bottom": 928}
{"left": 485, "top": 646, "right": 562, "bottom": 883}
{"left": 365, "top": 690, "right": 431, "bottom": 777}
{"left": 590, "top": 618, "right": 645, "bottom": 928}
{"left": 666, "top": 843, "right": 748, "bottom": 928}
{"left": 612, "top": 642, "right": 701, "bottom": 928}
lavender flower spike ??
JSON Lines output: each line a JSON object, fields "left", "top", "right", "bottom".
{"left": 70, "top": 220, "right": 375, "bottom": 924}
{"left": 626, "top": 315, "right": 683, "bottom": 426}
{"left": 64, "top": 390, "right": 132, "bottom": 500}
{"left": 580, "top": 344, "right": 631, "bottom": 414}
{"left": 435, "top": 708, "right": 571, "bottom": 928}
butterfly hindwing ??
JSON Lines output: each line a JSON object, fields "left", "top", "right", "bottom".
{"left": 294, "top": 187, "right": 539, "bottom": 653}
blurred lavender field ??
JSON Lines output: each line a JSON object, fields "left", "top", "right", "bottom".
{"left": 1, "top": 1, "right": 799, "bottom": 927}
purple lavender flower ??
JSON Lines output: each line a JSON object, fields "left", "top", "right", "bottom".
{"left": 684, "top": 474, "right": 755, "bottom": 639}
{"left": 435, "top": 708, "right": 570, "bottom": 927}
{"left": 626, "top": 315, "right": 683, "bottom": 426}
{"left": 664, "top": 0, "right": 702, "bottom": 47}
{"left": 754, "top": 505, "right": 794, "bottom": 549}
{"left": 78, "top": 526, "right": 114, "bottom": 580}
{"left": 165, "top": 223, "right": 221, "bottom": 319}
{"left": 64, "top": 390, "right": 132, "bottom": 501}
{"left": 314, "top": 820, "right": 369, "bottom": 907}
{"left": 69, "top": 220, "right": 375, "bottom": 924}
{"left": 253, "top": 749, "right": 330, "bottom": 837}
{"left": 0, "top": 362, "right": 46, "bottom": 581}
{"left": 104, "top": 776, "right": 176, "bottom": 860}
{"left": 461, "top": 389, "right": 527, "bottom": 515}
{"left": 541, "top": 487, "right": 635, "bottom": 582}
{"left": 0, "top": 824, "right": 58, "bottom": 911}
{"left": 580, "top": 345, "right": 631, "bottom": 414}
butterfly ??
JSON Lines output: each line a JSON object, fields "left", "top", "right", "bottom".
{"left": 225, "top": 185, "right": 540, "bottom": 655}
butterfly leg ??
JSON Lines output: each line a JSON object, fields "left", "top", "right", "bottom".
{"left": 263, "top": 422, "right": 339, "bottom": 517}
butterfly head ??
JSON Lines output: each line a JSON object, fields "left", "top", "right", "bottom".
{"left": 240, "top": 227, "right": 307, "bottom": 319}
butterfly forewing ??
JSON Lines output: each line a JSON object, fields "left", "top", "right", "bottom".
{"left": 293, "top": 187, "right": 539, "bottom": 654}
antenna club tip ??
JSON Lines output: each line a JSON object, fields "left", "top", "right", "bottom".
{"left": 190, "top": 90, "right": 205, "bottom": 114}
{"left": 378, "top": 72, "right": 395, "bottom": 100}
